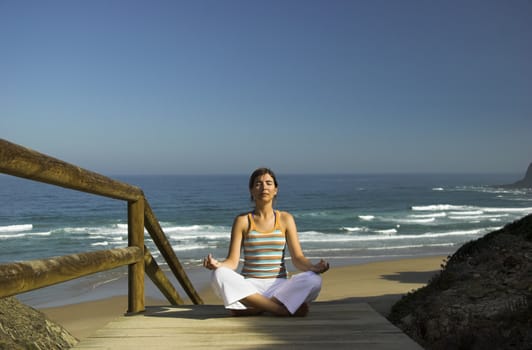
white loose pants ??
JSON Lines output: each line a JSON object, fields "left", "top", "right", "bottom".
{"left": 210, "top": 267, "right": 322, "bottom": 314}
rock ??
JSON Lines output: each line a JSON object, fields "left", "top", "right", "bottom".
{"left": 388, "top": 214, "right": 532, "bottom": 350}
{"left": 501, "top": 163, "right": 532, "bottom": 188}
{"left": 0, "top": 296, "right": 78, "bottom": 349}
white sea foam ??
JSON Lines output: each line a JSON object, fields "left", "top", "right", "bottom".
{"left": 296, "top": 211, "right": 329, "bottom": 217}
{"left": 359, "top": 215, "right": 375, "bottom": 221}
{"left": 391, "top": 217, "right": 436, "bottom": 224}
{"left": 340, "top": 226, "right": 369, "bottom": 232}
{"left": 88, "top": 235, "right": 107, "bottom": 239}
{"left": 297, "top": 226, "right": 500, "bottom": 243}
{"left": 412, "top": 204, "right": 473, "bottom": 211}
{"left": 448, "top": 210, "right": 484, "bottom": 215}
{"left": 432, "top": 187, "right": 444, "bottom": 191}
{"left": 409, "top": 212, "right": 447, "bottom": 218}
{"left": 482, "top": 207, "right": 532, "bottom": 213}
{"left": 29, "top": 231, "right": 51, "bottom": 236}
{"left": 0, "top": 231, "right": 51, "bottom": 239}
{"left": 412, "top": 204, "right": 532, "bottom": 215}
{"left": 171, "top": 244, "right": 210, "bottom": 251}
{"left": 0, "top": 224, "right": 33, "bottom": 232}
{"left": 374, "top": 229, "right": 398, "bottom": 234}
{"left": 0, "top": 233, "right": 26, "bottom": 239}
{"left": 367, "top": 243, "right": 455, "bottom": 250}
{"left": 162, "top": 224, "right": 227, "bottom": 236}
{"left": 399, "top": 227, "right": 500, "bottom": 239}
{"left": 297, "top": 231, "right": 330, "bottom": 242}
{"left": 69, "top": 226, "right": 129, "bottom": 236}
{"left": 75, "top": 223, "right": 225, "bottom": 238}
{"left": 163, "top": 225, "right": 217, "bottom": 233}
{"left": 448, "top": 214, "right": 509, "bottom": 221}
{"left": 91, "top": 241, "right": 109, "bottom": 246}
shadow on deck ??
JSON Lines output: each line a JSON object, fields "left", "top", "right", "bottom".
{"left": 73, "top": 301, "right": 422, "bottom": 349}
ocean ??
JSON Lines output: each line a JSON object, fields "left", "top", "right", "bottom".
{"left": 1, "top": 173, "right": 531, "bottom": 307}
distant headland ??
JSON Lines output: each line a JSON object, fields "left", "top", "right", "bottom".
{"left": 501, "top": 163, "right": 532, "bottom": 188}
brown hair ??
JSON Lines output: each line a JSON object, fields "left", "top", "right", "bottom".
{"left": 248, "top": 168, "right": 278, "bottom": 201}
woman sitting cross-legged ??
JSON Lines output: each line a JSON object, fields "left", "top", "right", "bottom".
{"left": 203, "top": 167, "right": 329, "bottom": 316}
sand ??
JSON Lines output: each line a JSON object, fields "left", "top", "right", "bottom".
{"left": 40, "top": 255, "right": 446, "bottom": 340}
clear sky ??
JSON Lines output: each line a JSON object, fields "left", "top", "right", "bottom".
{"left": 1, "top": 0, "right": 531, "bottom": 175}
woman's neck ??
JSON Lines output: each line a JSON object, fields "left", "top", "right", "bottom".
{"left": 253, "top": 204, "right": 274, "bottom": 218}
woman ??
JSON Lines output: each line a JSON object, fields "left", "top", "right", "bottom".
{"left": 203, "top": 168, "right": 329, "bottom": 316}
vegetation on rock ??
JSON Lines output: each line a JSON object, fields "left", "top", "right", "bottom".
{"left": 389, "top": 214, "right": 532, "bottom": 349}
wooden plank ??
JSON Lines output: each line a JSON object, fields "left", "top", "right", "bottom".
{"left": 74, "top": 302, "right": 422, "bottom": 350}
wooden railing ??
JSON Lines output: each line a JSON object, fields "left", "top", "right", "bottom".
{"left": 0, "top": 139, "right": 203, "bottom": 313}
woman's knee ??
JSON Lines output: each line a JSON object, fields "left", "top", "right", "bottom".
{"left": 299, "top": 271, "right": 322, "bottom": 302}
{"left": 309, "top": 271, "right": 323, "bottom": 290}
{"left": 213, "top": 266, "right": 229, "bottom": 276}
{"left": 297, "top": 271, "right": 322, "bottom": 290}
{"left": 211, "top": 266, "right": 232, "bottom": 284}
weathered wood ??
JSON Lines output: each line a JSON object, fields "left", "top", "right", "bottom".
{"left": 144, "top": 246, "right": 184, "bottom": 305}
{"left": 73, "top": 302, "right": 424, "bottom": 349}
{"left": 128, "top": 200, "right": 145, "bottom": 313}
{"left": 1, "top": 139, "right": 203, "bottom": 312}
{"left": 144, "top": 199, "right": 204, "bottom": 304}
{"left": 0, "top": 247, "right": 142, "bottom": 298}
{"left": 0, "top": 138, "right": 143, "bottom": 201}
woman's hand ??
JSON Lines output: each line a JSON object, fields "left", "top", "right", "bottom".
{"left": 310, "top": 259, "right": 330, "bottom": 274}
{"left": 203, "top": 253, "right": 222, "bottom": 270}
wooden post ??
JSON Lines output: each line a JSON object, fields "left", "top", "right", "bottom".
{"left": 144, "top": 246, "right": 184, "bottom": 305}
{"left": 1, "top": 139, "right": 204, "bottom": 309}
{"left": 144, "top": 199, "right": 204, "bottom": 304}
{"left": 128, "top": 199, "right": 145, "bottom": 313}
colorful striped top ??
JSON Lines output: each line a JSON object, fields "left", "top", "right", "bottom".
{"left": 241, "top": 210, "right": 287, "bottom": 279}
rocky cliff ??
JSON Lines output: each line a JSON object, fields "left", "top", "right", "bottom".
{"left": 388, "top": 214, "right": 532, "bottom": 349}
{"left": 0, "top": 296, "right": 78, "bottom": 349}
{"left": 502, "top": 163, "right": 532, "bottom": 188}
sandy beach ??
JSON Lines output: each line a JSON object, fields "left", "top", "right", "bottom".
{"left": 40, "top": 255, "right": 446, "bottom": 341}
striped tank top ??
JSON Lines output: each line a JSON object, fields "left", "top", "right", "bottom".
{"left": 241, "top": 210, "right": 287, "bottom": 279}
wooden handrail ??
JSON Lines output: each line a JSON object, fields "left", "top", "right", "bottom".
{"left": 0, "top": 139, "right": 143, "bottom": 201}
{"left": 0, "top": 138, "right": 203, "bottom": 312}
{"left": 0, "top": 247, "right": 142, "bottom": 298}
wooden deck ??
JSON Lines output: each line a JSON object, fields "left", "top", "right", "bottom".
{"left": 73, "top": 302, "right": 422, "bottom": 349}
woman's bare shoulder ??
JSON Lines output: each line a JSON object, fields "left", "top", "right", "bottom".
{"left": 278, "top": 210, "right": 295, "bottom": 224}
{"left": 233, "top": 212, "right": 251, "bottom": 227}
{"left": 235, "top": 211, "right": 251, "bottom": 220}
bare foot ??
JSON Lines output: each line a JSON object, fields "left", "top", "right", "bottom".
{"left": 292, "top": 303, "right": 309, "bottom": 317}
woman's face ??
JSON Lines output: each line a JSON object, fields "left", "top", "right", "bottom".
{"left": 250, "top": 174, "right": 278, "bottom": 202}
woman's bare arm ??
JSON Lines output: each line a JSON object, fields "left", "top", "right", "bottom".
{"left": 282, "top": 211, "right": 329, "bottom": 273}
{"left": 204, "top": 214, "right": 246, "bottom": 270}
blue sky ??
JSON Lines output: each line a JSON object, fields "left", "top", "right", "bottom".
{"left": 2, "top": 0, "right": 531, "bottom": 175}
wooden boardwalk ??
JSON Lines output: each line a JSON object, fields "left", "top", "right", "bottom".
{"left": 73, "top": 302, "right": 422, "bottom": 349}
